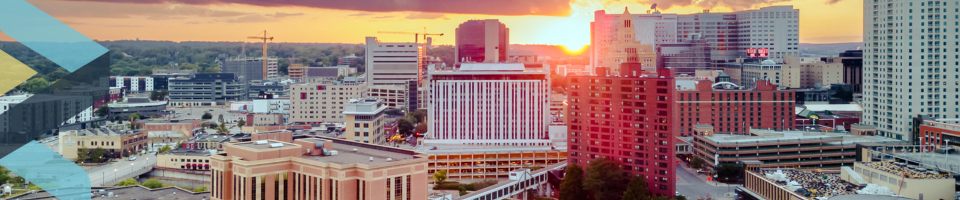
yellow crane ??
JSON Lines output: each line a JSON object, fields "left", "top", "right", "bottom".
{"left": 377, "top": 27, "right": 443, "bottom": 45}
{"left": 248, "top": 30, "right": 274, "bottom": 79}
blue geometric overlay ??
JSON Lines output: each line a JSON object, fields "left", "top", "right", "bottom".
{"left": 0, "top": 141, "right": 91, "bottom": 200}
{"left": 0, "top": 0, "right": 108, "bottom": 72}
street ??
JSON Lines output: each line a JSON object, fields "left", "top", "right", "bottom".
{"left": 88, "top": 154, "right": 157, "bottom": 187}
{"left": 675, "top": 165, "right": 737, "bottom": 200}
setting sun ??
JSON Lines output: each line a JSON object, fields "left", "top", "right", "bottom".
{"left": 560, "top": 44, "right": 589, "bottom": 56}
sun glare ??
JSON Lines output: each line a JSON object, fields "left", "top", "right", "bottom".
{"left": 560, "top": 44, "right": 588, "bottom": 56}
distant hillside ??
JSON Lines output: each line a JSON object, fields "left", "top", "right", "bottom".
{"left": 799, "top": 42, "right": 861, "bottom": 57}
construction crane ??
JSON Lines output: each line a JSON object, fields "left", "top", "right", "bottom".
{"left": 248, "top": 30, "right": 274, "bottom": 79}
{"left": 377, "top": 27, "right": 443, "bottom": 45}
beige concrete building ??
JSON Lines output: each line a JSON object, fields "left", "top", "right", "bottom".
{"left": 782, "top": 56, "right": 844, "bottom": 88}
{"left": 59, "top": 128, "right": 149, "bottom": 160}
{"left": 367, "top": 85, "right": 408, "bottom": 109}
{"left": 245, "top": 113, "right": 283, "bottom": 126}
{"left": 840, "top": 161, "right": 955, "bottom": 200}
{"left": 343, "top": 98, "right": 388, "bottom": 144}
{"left": 598, "top": 8, "right": 657, "bottom": 76}
{"left": 415, "top": 145, "right": 567, "bottom": 179}
{"left": 209, "top": 137, "right": 429, "bottom": 200}
{"left": 157, "top": 148, "right": 215, "bottom": 170}
{"left": 288, "top": 63, "right": 306, "bottom": 80}
{"left": 289, "top": 82, "right": 366, "bottom": 124}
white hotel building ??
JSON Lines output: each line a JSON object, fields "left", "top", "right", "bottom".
{"left": 862, "top": 0, "right": 960, "bottom": 142}
{"left": 425, "top": 63, "right": 551, "bottom": 146}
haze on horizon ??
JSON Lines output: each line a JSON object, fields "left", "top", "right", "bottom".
{"left": 0, "top": 0, "right": 864, "bottom": 51}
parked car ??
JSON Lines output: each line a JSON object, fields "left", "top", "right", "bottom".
{"left": 128, "top": 157, "right": 136, "bottom": 161}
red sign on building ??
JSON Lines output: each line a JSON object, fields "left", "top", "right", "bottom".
{"left": 746, "top": 48, "right": 769, "bottom": 58}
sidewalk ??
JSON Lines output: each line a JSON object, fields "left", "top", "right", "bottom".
{"left": 679, "top": 163, "right": 737, "bottom": 187}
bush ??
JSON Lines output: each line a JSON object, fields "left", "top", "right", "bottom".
{"left": 193, "top": 186, "right": 208, "bottom": 192}
{"left": 142, "top": 178, "right": 164, "bottom": 189}
{"left": 432, "top": 181, "right": 462, "bottom": 190}
{"left": 116, "top": 178, "right": 140, "bottom": 186}
{"left": 458, "top": 185, "right": 467, "bottom": 196}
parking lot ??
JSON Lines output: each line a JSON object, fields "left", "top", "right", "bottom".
{"left": 167, "top": 107, "right": 245, "bottom": 123}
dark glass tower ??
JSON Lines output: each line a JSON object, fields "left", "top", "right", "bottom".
{"left": 455, "top": 19, "right": 509, "bottom": 63}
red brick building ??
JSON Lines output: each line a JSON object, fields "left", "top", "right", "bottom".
{"left": 918, "top": 120, "right": 960, "bottom": 148}
{"left": 675, "top": 80, "right": 796, "bottom": 136}
{"left": 566, "top": 69, "right": 676, "bottom": 197}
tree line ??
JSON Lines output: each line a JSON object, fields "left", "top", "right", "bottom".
{"left": 560, "top": 159, "right": 687, "bottom": 200}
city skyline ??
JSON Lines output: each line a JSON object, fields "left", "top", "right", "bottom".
{"left": 0, "top": 0, "right": 863, "bottom": 52}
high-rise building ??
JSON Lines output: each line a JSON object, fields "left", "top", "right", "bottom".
{"left": 151, "top": 69, "right": 196, "bottom": 91}
{"left": 289, "top": 82, "right": 366, "bottom": 124}
{"left": 343, "top": 98, "right": 388, "bottom": 144}
{"left": 209, "top": 136, "right": 429, "bottom": 200}
{"left": 781, "top": 56, "right": 844, "bottom": 88}
{"left": 837, "top": 50, "right": 863, "bottom": 93}
{"left": 862, "top": 0, "right": 960, "bottom": 142}
{"left": 287, "top": 63, "right": 306, "bottom": 80}
{"left": 425, "top": 63, "right": 550, "bottom": 146}
{"left": 109, "top": 76, "right": 155, "bottom": 93}
{"left": 595, "top": 8, "right": 659, "bottom": 76}
{"left": 364, "top": 37, "right": 420, "bottom": 86}
{"left": 675, "top": 79, "right": 796, "bottom": 136}
{"left": 659, "top": 34, "right": 713, "bottom": 76}
{"left": 338, "top": 54, "right": 360, "bottom": 66}
{"left": 591, "top": 6, "right": 800, "bottom": 73}
{"left": 455, "top": 19, "right": 509, "bottom": 63}
{"left": 168, "top": 73, "right": 246, "bottom": 107}
{"left": 566, "top": 69, "right": 677, "bottom": 197}
{"left": 222, "top": 57, "right": 279, "bottom": 81}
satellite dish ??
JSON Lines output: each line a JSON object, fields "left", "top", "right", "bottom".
{"left": 651, "top": 3, "right": 658, "bottom": 10}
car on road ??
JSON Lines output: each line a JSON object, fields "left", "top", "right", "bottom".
{"left": 128, "top": 157, "right": 136, "bottom": 161}
{"left": 209, "top": 109, "right": 214, "bottom": 111}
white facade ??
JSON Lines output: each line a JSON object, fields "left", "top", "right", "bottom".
{"left": 426, "top": 63, "right": 551, "bottom": 146}
{"left": 590, "top": 6, "right": 800, "bottom": 73}
{"left": 364, "top": 37, "right": 420, "bottom": 86}
{"left": 862, "top": 0, "right": 960, "bottom": 142}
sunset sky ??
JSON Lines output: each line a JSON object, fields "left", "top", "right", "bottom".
{"left": 1, "top": 0, "right": 864, "bottom": 50}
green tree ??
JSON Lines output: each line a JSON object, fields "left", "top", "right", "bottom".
{"left": 142, "top": 178, "right": 164, "bottom": 189}
{"left": 0, "top": 166, "right": 12, "bottom": 185}
{"left": 432, "top": 170, "right": 448, "bottom": 184}
{"left": 158, "top": 145, "right": 172, "bottom": 153}
{"left": 90, "top": 147, "right": 106, "bottom": 163}
{"left": 116, "top": 178, "right": 140, "bottom": 186}
{"left": 21, "top": 77, "right": 50, "bottom": 93}
{"left": 689, "top": 157, "right": 705, "bottom": 170}
{"left": 96, "top": 106, "right": 108, "bottom": 117}
{"left": 559, "top": 164, "right": 587, "bottom": 200}
{"left": 458, "top": 185, "right": 467, "bottom": 196}
{"left": 584, "top": 158, "right": 626, "bottom": 200}
{"left": 201, "top": 112, "right": 213, "bottom": 120}
{"left": 715, "top": 164, "right": 744, "bottom": 183}
{"left": 218, "top": 122, "right": 228, "bottom": 133}
{"left": 622, "top": 175, "right": 652, "bottom": 200}
{"left": 414, "top": 122, "right": 427, "bottom": 135}
{"left": 398, "top": 117, "right": 414, "bottom": 135}
{"left": 179, "top": 63, "right": 200, "bottom": 71}
{"left": 218, "top": 114, "right": 224, "bottom": 122}
{"left": 76, "top": 145, "right": 89, "bottom": 163}
{"left": 237, "top": 119, "right": 246, "bottom": 127}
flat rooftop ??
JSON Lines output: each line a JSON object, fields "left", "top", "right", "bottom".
{"left": 759, "top": 169, "right": 862, "bottom": 198}
{"left": 160, "top": 148, "right": 215, "bottom": 156}
{"left": 72, "top": 128, "right": 142, "bottom": 136}
{"left": 702, "top": 130, "right": 905, "bottom": 145}
{"left": 414, "top": 143, "right": 565, "bottom": 154}
{"left": 9, "top": 186, "right": 209, "bottom": 200}
{"left": 861, "top": 161, "right": 950, "bottom": 179}
{"left": 298, "top": 137, "right": 420, "bottom": 165}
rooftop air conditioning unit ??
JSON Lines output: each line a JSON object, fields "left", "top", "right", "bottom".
{"left": 255, "top": 140, "right": 269, "bottom": 145}
{"left": 270, "top": 143, "right": 284, "bottom": 148}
